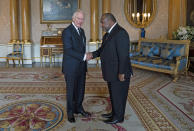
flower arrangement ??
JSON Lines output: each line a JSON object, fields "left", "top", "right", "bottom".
{"left": 173, "top": 26, "right": 194, "bottom": 41}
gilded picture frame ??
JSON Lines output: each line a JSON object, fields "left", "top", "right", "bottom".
{"left": 40, "top": 0, "right": 80, "bottom": 24}
{"left": 186, "top": 0, "right": 194, "bottom": 26}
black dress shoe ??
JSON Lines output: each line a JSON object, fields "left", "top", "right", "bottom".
{"left": 75, "top": 110, "right": 91, "bottom": 117}
{"left": 101, "top": 112, "right": 112, "bottom": 118}
{"left": 103, "top": 118, "right": 124, "bottom": 124}
{"left": 80, "top": 110, "right": 91, "bottom": 117}
{"left": 68, "top": 116, "right": 75, "bottom": 123}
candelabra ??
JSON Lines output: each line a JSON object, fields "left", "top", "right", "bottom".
{"left": 131, "top": 12, "right": 151, "bottom": 38}
{"left": 132, "top": 12, "right": 151, "bottom": 25}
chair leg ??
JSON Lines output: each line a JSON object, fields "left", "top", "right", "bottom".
{"left": 173, "top": 77, "right": 178, "bottom": 82}
{"left": 50, "top": 55, "right": 52, "bottom": 65}
{"left": 186, "top": 60, "right": 190, "bottom": 77}
{"left": 53, "top": 55, "right": 55, "bottom": 63}
{"left": 6, "top": 59, "right": 9, "bottom": 67}
{"left": 22, "top": 59, "right": 24, "bottom": 66}
{"left": 173, "top": 74, "right": 179, "bottom": 82}
{"left": 19, "top": 59, "right": 21, "bottom": 67}
{"left": 184, "top": 69, "right": 188, "bottom": 77}
{"left": 40, "top": 57, "right": 43, "bottom": 67}
{"left": 19, "top": 60, "right": 21, "bottom": 67}
{"left": 12, "top": 59, "right": 15, "bottom": 66}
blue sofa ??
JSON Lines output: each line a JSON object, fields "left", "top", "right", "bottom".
{"left": 130, "top": 39, "right": 190, "bottom": 81}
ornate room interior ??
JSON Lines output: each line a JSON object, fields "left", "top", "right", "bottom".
{"left": 0, "top": 0, "right": 193, "bottom": 130}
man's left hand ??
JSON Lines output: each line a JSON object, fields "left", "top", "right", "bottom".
{"left": 118, "top": 74, "right": 125, "bottom": 81}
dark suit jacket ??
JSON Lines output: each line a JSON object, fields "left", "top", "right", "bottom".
{"left": 62, "top": 24, "right": 87, "bottom": 75}
{"left": 92, "top": 24, "right": 133, "bottom": 82}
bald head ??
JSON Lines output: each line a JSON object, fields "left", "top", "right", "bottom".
{"left": 100, "top": 13, "right": 117, "bottom": 32}
{"left": 102, "top": 13, "right": 117, "bottom": 23}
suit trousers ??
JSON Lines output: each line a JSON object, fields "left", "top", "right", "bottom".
{"left": 107, "top": 79, "right": 130, "bottom": 120}
{"left": 107, "top": 82, "right": 114, "bottom": 113}
{"left": 64, "top": 66, "right": 86, "bottom": 117}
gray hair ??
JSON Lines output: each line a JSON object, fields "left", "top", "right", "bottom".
{"left": 72, "top": 9, "right": 84, "bottom": 19}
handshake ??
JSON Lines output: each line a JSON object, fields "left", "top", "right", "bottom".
{"left": 86, "top": 52, "right": 93, "bottom": 61}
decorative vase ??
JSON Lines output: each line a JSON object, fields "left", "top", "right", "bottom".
{"left": 141, "top": 28, "right": 146, "bottom": 38}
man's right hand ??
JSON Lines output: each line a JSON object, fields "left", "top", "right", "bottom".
{"left": 86, "top": 52, "right": 93, "bottom": 61}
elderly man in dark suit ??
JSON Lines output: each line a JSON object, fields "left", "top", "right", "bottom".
{"left": 62, "top": 9, "right": 91, "bottom": 123}
{"left": 87, "top": 13, "right": 133, "bottom": 124}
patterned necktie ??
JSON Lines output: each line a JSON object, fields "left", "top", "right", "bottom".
{"left": 104, "top": 32, "right": 109, "bottom": 41}
{"left": 78, "top": 28, "right": 85, "bottom": 45}
{"left": 78, "top": 28, "right": 81, "bottom": 35}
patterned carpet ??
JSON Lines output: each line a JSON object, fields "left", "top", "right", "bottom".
{"left": 130, "top": 71, "right": 194, "bottom": 131}
{"left": 0, "top": 67, "right": 193, "bottom": 131}
{"left": 0, "top": 68, "right": 107, "bottom": 94}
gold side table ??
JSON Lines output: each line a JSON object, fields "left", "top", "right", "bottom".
{"left": 40, "top": 47, "right": 52, "bottom": 66}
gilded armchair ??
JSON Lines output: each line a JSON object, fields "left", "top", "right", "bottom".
{"left": 6, "top": 43, "right": 24, "bottom": 67}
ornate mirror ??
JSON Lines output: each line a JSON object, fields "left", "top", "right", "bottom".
{"left": 124, "top": 0, "right": 157, "bottom": 28}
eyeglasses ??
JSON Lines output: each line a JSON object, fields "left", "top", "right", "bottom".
{"left": 76, "top": 17, "right": 84, "bottom": 21}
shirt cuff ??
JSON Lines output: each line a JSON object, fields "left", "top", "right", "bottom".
{"left": 83, "top": 54, "right": 86, "bottom": 61}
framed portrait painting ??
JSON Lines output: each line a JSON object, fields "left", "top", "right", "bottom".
{"left": 40, "top": 0, "right": 80, "bottom": 24}
{"left": 186, "top": 0, "right": 194, "bottom": 26}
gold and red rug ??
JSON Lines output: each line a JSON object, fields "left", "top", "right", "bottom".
{"left": 0, "top": 99, "right": 65, "bottom": 130}
{"left": 0, "top": 67, "right": 193, "bottom": 130}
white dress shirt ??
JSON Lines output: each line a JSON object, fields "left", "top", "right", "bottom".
{"left": 108, "top": 22, "right": 117, "bottom": 33}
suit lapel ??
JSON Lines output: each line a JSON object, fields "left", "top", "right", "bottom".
{"left": 71, "top": 24, "right": 80, "bottom": 40}
{"left": 71, "top": 24, "right": 86, "bottom": 47}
